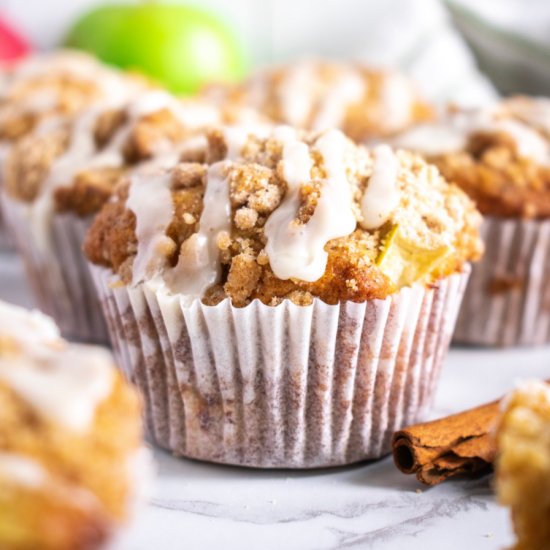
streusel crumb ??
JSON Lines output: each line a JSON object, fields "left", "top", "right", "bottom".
{"left": 85, "top": 127, "right": 482, "bottom": 306}
{"left": 202, "top": 60, "right": 433, "bottom": 143}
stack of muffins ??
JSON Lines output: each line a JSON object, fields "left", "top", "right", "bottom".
{"left": 0, "top": 53, "right": 488, "bottom": 470}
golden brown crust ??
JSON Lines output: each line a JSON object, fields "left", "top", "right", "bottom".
{"left": 54, "top": 167, "right": 125, "bottom": 217}
{"left": 85, "top": 129, "right": 482, "bottom": 306}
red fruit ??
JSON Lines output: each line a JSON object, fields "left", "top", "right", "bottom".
{"left": 0, "top": 16, "right": 31, "bottom": 62}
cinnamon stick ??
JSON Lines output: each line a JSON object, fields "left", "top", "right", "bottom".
{"left": 392, "top": 400, "right": 500, "bottom": 486}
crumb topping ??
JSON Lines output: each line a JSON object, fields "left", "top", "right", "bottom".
{"left": 3, "top": 90, "right": 222, "bottom": 218}
{"left": 0, "top": 50, "right": 147, "bottom": 143}
{"left": 202, "top": 60, "right": 433, "bottom": 143}
{"left": 393, "top": 97, "right": 550, "bottom": 218}
{"left": 85, "top": 126, "right": 482, "bottom": 306}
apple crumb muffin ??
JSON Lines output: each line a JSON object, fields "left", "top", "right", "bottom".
{"left": 203, "top": 60, "right": 433, "bottom": 143}
{"left": 394, "top": 96, "right": 550, "bottom": 346}
{"left": 0, "top": 301, "right": 150, "bottom": 550}
{"left": 85, "top": 126, "right": 482, "bottom": 307}
{"left": 84, "top": 125, "right": 480, "bottom": 468}
{"left": 497, "top": 381, "right": 550, "bottom": 550}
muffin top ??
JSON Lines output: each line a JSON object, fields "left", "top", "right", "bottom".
{"left": 203, "top": 60, "right": 433, "bottom": 143}
{"left": 393, "top": 97, "right": 550, "bottom": 218}
{"left": 85, "top": 125, "right": 482, "bottom": 307}
{"left": 0, "top": 301, "right": 146, "bottom": 548}
{"left": 0, "top": 50, "right": 148, "bottom": 144}
{"left": 3, "top": 89, "right": 224, "bottom": 218}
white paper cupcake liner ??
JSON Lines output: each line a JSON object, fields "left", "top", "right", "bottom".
{"left": 91, "top": 265, "right": 469, "bottom": 469}
{"left": 2, "top": 196, "right": 109, "bottom": 343}
{"left": 0, "top": 193, "right": 14, "bottom": 251}
{"left": 454, "top": 217, "right": 550, "bottom": 347}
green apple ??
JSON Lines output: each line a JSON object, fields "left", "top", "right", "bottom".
{"left": 376, "top": 225, "right": 453, "bottom": 288}
{"left": 64, "top": 2, "right": 248, "bottom": 94}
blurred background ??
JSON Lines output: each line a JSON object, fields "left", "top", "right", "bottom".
{"left": 3, "top": 0, "right": 550, "bottom": 104}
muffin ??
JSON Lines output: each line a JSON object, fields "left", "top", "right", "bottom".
{"left": 496, "top": 380, "right": 550, "bottom": 550}
{"left": 85, "top": 125, "right": 482, "bottom": 468}
{"left": 203, "top": 59, "right": 433, "bottom": 143}
{"left": 1, "top": 89, "right": 222, "bottom": 343}
{"left": 0, "top": 300, "right": 150, "bottom": 550}
{"left": 0, "top": 50, "right": 148, "bottom": 250}
{"left": 394, "top": 96, "right": 550, "bottom": 346}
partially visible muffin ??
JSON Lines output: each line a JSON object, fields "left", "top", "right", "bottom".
{"left": 393, "top": 97, "right": 550, "bottom": 219}
{"left": 0, "top": 50, "right": 149, "bottom": 250}
{"left": 394, "top": 97, "right": 550, "bottom": 346}
{"left": 4, "top": 90, "right": 222, "bottom": 218}
{"left": 496, "top": 381, "right": 550, "bottom": 550}
{"left": 203, "top": 60, "right": 433, "bottom": 142}
{"left": 0, "top": 50, "right": 147, "bottom": 143}
{"left": 0, "top": 300, "right": 149, "bottom": 550}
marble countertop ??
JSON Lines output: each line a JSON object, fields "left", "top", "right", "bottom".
{"left": 2, "top": 251, "right": 548, "bottom": 550}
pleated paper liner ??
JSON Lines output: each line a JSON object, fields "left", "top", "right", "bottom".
{"left": 454, "top": 217, "right": 550, "bottom": 347}
{"left": 91, "top": 265, "right": 469, "bottom": 469}
{"left": 0, "top": 214, "right": 14, "bottom": 250}
{"left": 0, "top": 193, "right": 14, "bottom": 251}
{"left": 2, "top": 195, "right": 109, "bottom": 344}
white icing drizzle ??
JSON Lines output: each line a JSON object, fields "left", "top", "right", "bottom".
{"left": 0, "top": 301, "right": 60, "bottom": 345}
{"left": 0, "top": 453, "right": 46, "bottom": 488}
{"left": 25, "top": 90, "right": 212, "bottom": 253}
{"left": 493, "top": 118, "right": 549, "bottom": 164}
{"left": 91, "top": 91, "right": 198, "bottom": 167}
{"left": 271, "top": 125, "right": 299, "bottom": 143}
{"left": 312, "top": 71, "right": 365, "bottom": 131}
{"left": 223, "top": 126, "right": 250, "bottom": 160}
{"left": 278, "top": 63, "right": 316, "bottom": 127}
{"left": 166, "top": 161, "right": 232, "bottom": 297}
{"left": 360, "top": 145, "right": 400, "bottom": 230}
{"left": 393, "top": 104, "right": 550, "bottom": 165}
{"left": 264, "top": 129, "right": 356, "bottom": 282}
{"left": 506, "top": 97, "right": 550, "bottom": 136}
{"left": 2, "top": 50, "right": 141, "bottom": 104}
{"left": 379, "top": 72, "right": 416, "bottom": 132}
{"left": 391, "top": 122, "right": 468, "bottom": 156}
{"left": 27, "top": 108, "right": 104, "bottom": 250}
{"left": 0, "top": 302, "right": 114, "bottom": 433}
{"left": 221, "top": 124, "right": 272, "bottom": 160}
{"left": 127, "top": 171, "right": 175, "bottom": 285}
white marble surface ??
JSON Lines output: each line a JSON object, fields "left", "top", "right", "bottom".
{"left": 1, "top": 250, "right": 548, "bottom": 550}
